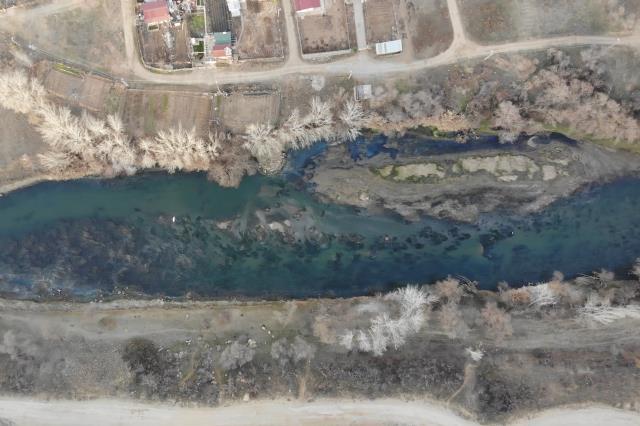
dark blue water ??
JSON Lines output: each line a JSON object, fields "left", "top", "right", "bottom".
{"left": 0, "top": 136, "right": 639, "bottom": 299}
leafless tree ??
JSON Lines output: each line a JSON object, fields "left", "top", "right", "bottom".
{"left": 338, "top": 100, "right": 368, "bottom": 141}
{"left": 481, "top": 301, "right": 513, "bottom": 341}
{"left": 243, "top": 123, "right": 283, "bottom": 173}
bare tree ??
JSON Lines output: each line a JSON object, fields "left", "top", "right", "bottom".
{"left": 243, "top": 123, "right": 284, "bottom": 173}
{"left": 338, "top": 100, "right": 368, "bottom": 141}
{"left": 340, "top": 285, "right": 436, "bottom": 356}
{"left": 481, "top": 302, "right": 513, "bottom": 341}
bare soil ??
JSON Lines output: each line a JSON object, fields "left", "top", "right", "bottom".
{"left": 0, "top": 107, "right": 49, "bottom": 193}
{"left": 40, "top": 66, "right": 117, "bottom": 113}
{"left": 458, "top": 0, "right": 640, "bottom": 45}
{"left": 0, "top": 0, "right": 128, "bottom": 74}
{"left": 139, "top": 23, "right": 191, "bottom": 69}
{"left": 296, "top": 0, "right": 352, "bottom": 54}
{"left": 364, "top": 0, "right": 397, "bottom": 44}
{"left": 0, "top": 107, "right": 46, "bottom": 169}
{"left": 406, "top": 0, "right": 453, "bottom": 59}
{"left": 218, "top": 91, "right": 281, "bottom": 133}
{"left": 235, "top": 0, "right": 286, "bottom": 60}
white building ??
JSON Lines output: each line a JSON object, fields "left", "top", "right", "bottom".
{"left": 375, "top": 39, "right": 402, "bottom": 56}
{"left": 227, "top": 0, "right": 245, "bottom": 17}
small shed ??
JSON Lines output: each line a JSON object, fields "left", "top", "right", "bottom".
{"left": 375, "top": 39, "right": 402, "bottom": 56}
{"left": 354, "top": 84, "right": 372, "bottom": 101}
{"left": 142, "top": 0, "right": 171, "bottom": 28}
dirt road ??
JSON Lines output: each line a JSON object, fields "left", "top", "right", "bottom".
{"left": 0, "top": 397, "right": 638, "bottom": 426}
{"left": 4, "top": 0, "right": 639, "bottom": 87}
{"left": 0, "top": 0, "right": 85, "bottom": 20}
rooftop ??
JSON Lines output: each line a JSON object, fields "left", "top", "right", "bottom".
{"left": 213, "top": 31, "right": 232, "bottom": 46}
{"left": 375, "top": 39, "right": 402, "bottom": 55}
{"left": 294, "top": 0, "right": 321, "bottom": 12}
{"left": 142, "top": 0, "right": 171, "bottom": 25}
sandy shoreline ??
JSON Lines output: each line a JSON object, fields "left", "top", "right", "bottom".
{"left": 0, "top": 397, "right": 638, "bottom": 426}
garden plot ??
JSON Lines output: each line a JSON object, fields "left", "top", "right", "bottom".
{"left": 364, "top": 0, "right": 397, "bottom": 44}
{"left": 234, "top": 0, "right": 285, "bottom": 60}
{"left": 41, "top": 66, "right": 115, "bottom": 113}
{"left": 219, "top": 91, "right": 280, "bottom": 133}
{"left": 405, "top": 0, "right": 453, "bottom": 59}
{"left": 123, "top": 90, "right": 212, "bottom": 138}
{"left": 139, "top": 23, "right": 191, "bottom": 69}
{"left": 296, "top": 0, "right": 352, "bottom": 54}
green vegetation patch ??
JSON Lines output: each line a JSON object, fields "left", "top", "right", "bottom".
{"left": 189, "top": 14, "right": 206, "bottom": 37}
{"left": 53, "top": 63, "right": 83, "bottom": 78}
{"left": 374, "top": 163, "right": 445, "bottom": 183}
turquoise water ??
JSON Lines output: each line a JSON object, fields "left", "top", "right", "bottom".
{"left": 1, "top": 166, "right": 640, "bottom": 299}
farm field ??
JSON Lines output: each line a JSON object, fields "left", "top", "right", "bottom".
{"left": 122, "top": 90, "right": 213, "bottom": 138}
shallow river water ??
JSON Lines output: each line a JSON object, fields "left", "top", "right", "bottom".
{"left": 1, "top": 136, "right": 639, "bottom": 299}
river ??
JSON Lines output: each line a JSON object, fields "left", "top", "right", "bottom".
{"left": 0, "top": 136, "right": 639, "bottom": 299}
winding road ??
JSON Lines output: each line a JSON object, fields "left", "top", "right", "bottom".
{"left": 4, "top": 0, "right": 640, "bottom": 87}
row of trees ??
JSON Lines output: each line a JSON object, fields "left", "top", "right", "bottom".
{"left": 0, "top": 69, "right": 231, "bottom": 180}
{"left": 334, "top": 266, "right": 640, "bottom": 357}
{"left": 364, "top": 47, "right": 640, "bottom": 145}
{"left": 243, "top": 97, "right": 370, "bottom": 172}
{"left": 0, "top": 69, "right": 373, "bottom": 179}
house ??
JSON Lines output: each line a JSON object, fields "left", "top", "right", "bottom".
{"left": 142, "top": 0, "right": 171, "bottom": 28}
{"left": 375, "top": 39, "right": 402, "bottom": 56}
{"left": 211, "top": 31, "right": 233, "bottom": 61}
{"left": 294, "top": 0, "right": 323, "bottom": 14}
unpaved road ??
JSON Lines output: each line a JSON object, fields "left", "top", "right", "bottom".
{"left": 0, "top": 398, "right": 638, "bottom": 426}
{"left": 4, "top": 0, "right": 639, "bottom": 86}
{"left": 116, "top": 0, "right": 640, "bottom": 85}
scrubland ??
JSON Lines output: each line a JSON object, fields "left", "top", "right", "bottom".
{"left": 2, "top": 271, "right": 640, "bottom": 423}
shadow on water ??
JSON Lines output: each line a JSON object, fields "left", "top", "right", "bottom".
{"left": 1, "top": 136, "right": 639, "bottom": 299}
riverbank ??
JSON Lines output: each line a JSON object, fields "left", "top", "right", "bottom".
{"left": 1, "top": 276, "right": 640, "bottom": 423}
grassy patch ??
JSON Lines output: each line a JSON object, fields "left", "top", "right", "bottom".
{"left": 542, "top": 124, "right": 640, "bottom": 154}
{"left": 53, "top": 63, "right": 83, "bottom": 77}
{"left": 189, "top": 14, "right": 205, "bottom": 37}
{"left": 103, "top": 88, "right": 123, "bottom": 116}
{"left": 394, "top": 79, "right": 412, "bottom": 95}
{"left": 161, "top": 94, "right": 169, "bottom": 113}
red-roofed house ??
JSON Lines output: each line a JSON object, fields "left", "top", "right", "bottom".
{"left": 142, "top": 0, "right": 170, "bottom": 29}
{"left": 212, "top": 43, "right": 232, "bottom": 58}
{"left": 294, "top": 0, "right": 323, "bottom": 14}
